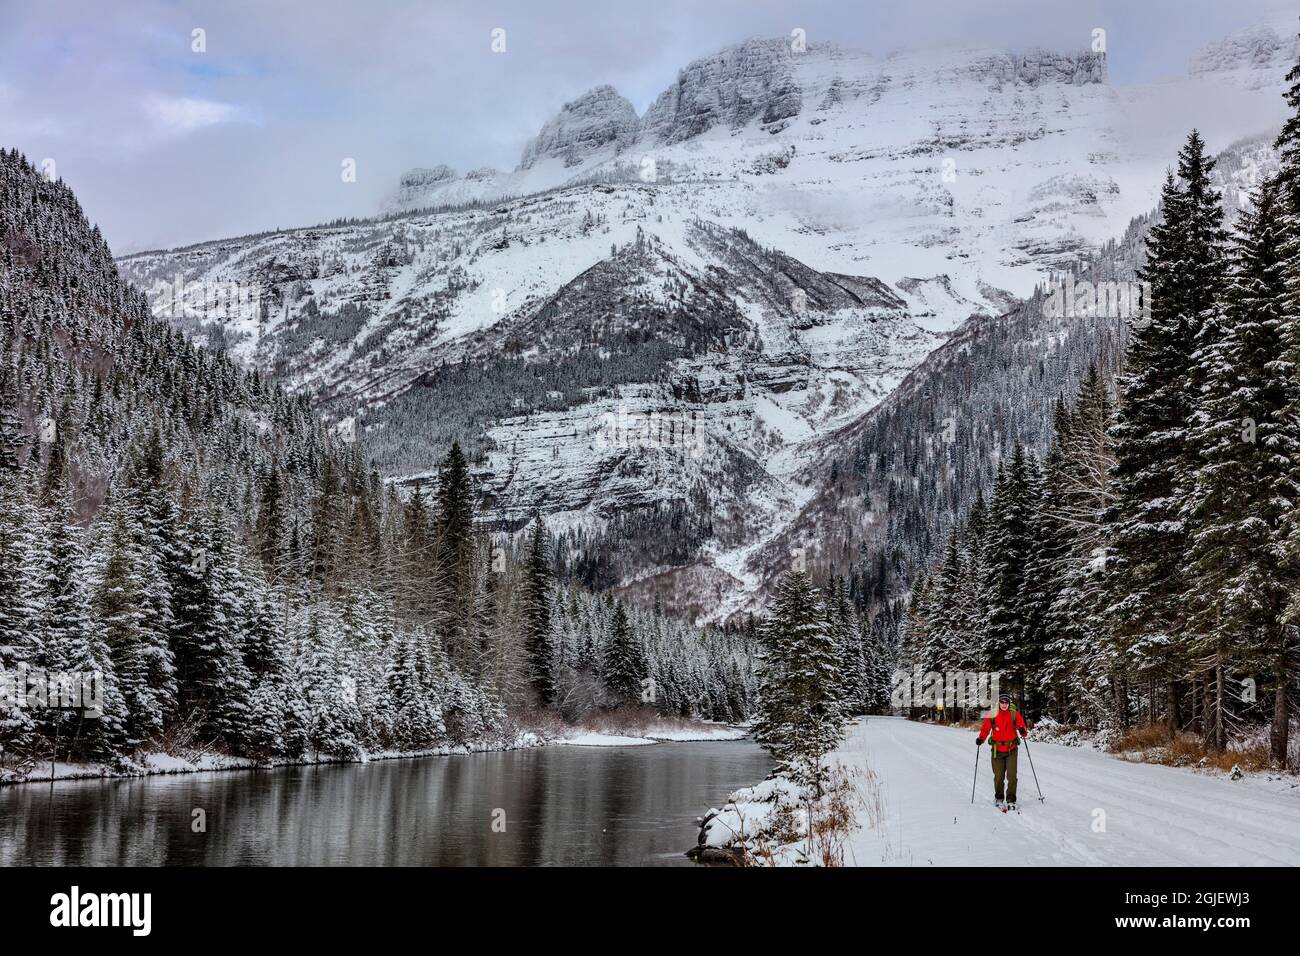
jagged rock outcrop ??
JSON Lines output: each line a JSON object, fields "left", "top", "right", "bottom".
{"left": 520, "top": 84, "right": 640, "bottom": 168}
{"left": 1009, "top": 48, "right": 1107, "bottom": 86}
{"left": 641, "top": 38, "right": 802, "bottom": 144}
{"left": 390, "top": 164, "right": 458, "bottom": 204}
{"left": 1190, "top": 23, "right": 1299, "bottom": 80}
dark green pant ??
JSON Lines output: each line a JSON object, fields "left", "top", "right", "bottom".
{"left": 991, "top": 747, "right": 1018, "bottom": 803}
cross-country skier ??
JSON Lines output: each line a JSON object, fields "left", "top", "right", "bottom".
{"left": 976, "top": 694, "right": 1028, "bottom": 809}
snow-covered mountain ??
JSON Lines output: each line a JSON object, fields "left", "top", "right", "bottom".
{"left": 1189, "top": 21, "right": 1300, "bottom": 89}
{"left": 117, "top": 26, "right": 1295, "bottom": 622}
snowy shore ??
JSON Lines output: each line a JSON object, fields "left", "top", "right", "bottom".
{"left": 0, "top": 720, "right": 748, "bottom": 787}
{"left": 558, "top": 723, "right": 748, "bottom": 747}
{"left": 0, "top": 732, "right": 547, "bottom": 787}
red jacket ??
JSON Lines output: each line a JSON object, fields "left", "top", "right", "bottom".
{"left": 979, "top": 706, "right": 1027, "bottom": 753}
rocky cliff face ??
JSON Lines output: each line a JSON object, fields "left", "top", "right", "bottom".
{"left": 1190, "top": 21, "right": 1300, "bottom": 88}
{"left": 640, "top": 38, "right": 803, "bottom": 143}
{"left": 389, "top": 165, "right": 459, "bottom": 208}
{"left": 519, "top": 84, "right": 640, "bottom": 169}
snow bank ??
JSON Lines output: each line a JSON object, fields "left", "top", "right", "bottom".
{"left": 643, "top": 725, "right": 747, "bottom": 742}
{"left": 0, "top": 732, "right": 547, "bottom": 787}
{"left": 559, "top": 722, "right": 748, "bottom": 746}
{"left": 690, "top": 766, "right": 873, "bottom": 866}
{"left": 558, "top": 733, "right": 656, "bottom": 747}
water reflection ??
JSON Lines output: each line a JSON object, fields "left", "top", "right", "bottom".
{"left": 0, "top": 740, "right": 769, "bottom": 866}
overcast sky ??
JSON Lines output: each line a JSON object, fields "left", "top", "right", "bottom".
{"left": 1, "top": 0, "right": 1294, "bottom": 253}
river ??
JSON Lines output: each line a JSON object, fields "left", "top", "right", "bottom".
{"left": 0, "top": 739, "right": 770, "bottom": 866}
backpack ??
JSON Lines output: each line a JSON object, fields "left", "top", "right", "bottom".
{"left": 988, "top": 703, "right": 1019, "bottom": 754}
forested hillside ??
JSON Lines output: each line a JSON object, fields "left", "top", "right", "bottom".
{"left": 898, "top": 62, "right": 1300, "bottom": 767}
{"left": 0, "top": 149, "right": 752, "bottom": 778}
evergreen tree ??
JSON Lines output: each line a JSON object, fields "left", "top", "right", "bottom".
{"left": 981, "top": 444, "right": 1042, "bottom": 701}
{"left": 1107, "top": 132, "right": 1228, "bottom": 732}
{"left": 754, "top": 571, "right": 844, "bottom": 792}
{"left": 1275, "top": 34, "right": 1300, "bottom": 768}
{"left": 1184, "top": 177, "right": 1300, "bottom": 753}
{"left": 91, "top": 494, "right": 175, "bottom": 747}
{"left": 601, "top": 602, "right": 645, "bottom": 706}
{"left": 433, "top": 441, "right": 476, "bottom": 663}
{"left": 522, "top": 517, "right": 555, "bottom": 705}
{"left": 1038, "top": 367, "right": 1119, "bottom": 726}
{"left": 170, "top": 506, "right": 253, "bottom": 746}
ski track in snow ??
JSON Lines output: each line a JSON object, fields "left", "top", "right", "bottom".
{"left": 842, "top": 717, "right": 1300, "bottom": 866}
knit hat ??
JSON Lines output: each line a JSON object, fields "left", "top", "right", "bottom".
{"left": 998, "top": 694, "right": 1010, "bottom": 704}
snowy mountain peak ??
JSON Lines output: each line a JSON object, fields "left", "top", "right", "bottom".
{"left": 1190, "top": 22, "right": 1300, "bottom": 88}
{"left": 641, "top": 37, "right": 803, "bottom": 144}
{"left": 520, "top": 84, "right": 640, "bottom": 168}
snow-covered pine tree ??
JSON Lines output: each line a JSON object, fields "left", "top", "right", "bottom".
{"left": 434, "top": 441, "right": 476, "bottom": 665}
{"left": 981, "top": 444, "right": 1042, "bottom": 703}
{"left": 1274, "top": 34, "right": 1300, "bottom": 769}
{"left": 0, "top": 364, "right": 37, "bottom": 764}
{"left": 1107, "top": 132, "right": 1228, "bottom": 732}
{"left": 1183, "top": 176, "right": 1299, "bottom": 754}
{"left": 1037, "top": 366, "right": 1119, "bottom": 726}
{"left": 899, "top": 570, "right": 932, "bottom": 701}
{"left": 400, "top": 481, "right": 434, "bottom": 622}
{"left": 826, "top": 577, "right": 867, "bottom": 715}
{"left": 36, "top": 481, "right": 128, "bottom": 758}
{"left": 170, "top": 505, "right": 253, "bottom": 747}
{"left": 601, "top": 602, "right": 645, "bottom": 707}
{"left": 91, "top": 493, "right": 175, "bottom": 748}
{"left": 754, "top": 570, "right": 844, "bottom": 792}
{"left": 300, "top": 607, "right": 363, "bottom": 759}
{"left": 521, "top": 517, "right": 555, "bottom": 706}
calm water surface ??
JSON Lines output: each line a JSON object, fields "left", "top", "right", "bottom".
{"left": 0, "top": 740, "right": 770, "bottom": 866}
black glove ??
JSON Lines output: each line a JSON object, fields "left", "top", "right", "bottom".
{"left": 975, "top": 736, "right": 983, "bottom": 746}
{"left": 1019, "top": 729, "right": 1028, "bottom": 738}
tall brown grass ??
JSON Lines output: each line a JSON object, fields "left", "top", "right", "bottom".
{"left": 1111, "top": 724, "right": 1273, "bottom": 772}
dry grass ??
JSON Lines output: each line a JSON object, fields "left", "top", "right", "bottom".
{"left": 808, "top": 764, "right": 885, "bottom": 867}
{"left": 1111, "top": 724, "right": 1275, "bottom": 773}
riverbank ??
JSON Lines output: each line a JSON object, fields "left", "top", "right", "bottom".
{"left": 558, "top": 715, "right": 747, "bottom": 747}
{"left": 0, "top": 717, "right": 747, "bottom": 788}
{"left": 0, "top": 732, "right": 547, "bottom": 787}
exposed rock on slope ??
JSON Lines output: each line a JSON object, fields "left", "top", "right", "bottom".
{"left": 520, "top": 85, "right": 640, "bottom": 168}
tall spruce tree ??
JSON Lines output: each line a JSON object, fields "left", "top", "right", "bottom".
{"left": 1184, "top": 177, "right": 1300, "bottom": 754}
{"left": 522, "top": 517, "right": 555, "bottom": 705}
{"left": 754, "top": 571, "right": 844, "bottom": 791}
{"left": 433, "top": 441, "right": 476, "bottom": 664}
{"left": 601, "top": 603, "right": 645, "bottom": 707}
{"left": 1272, "top": 37, "right": 1300, "bottom": 768}
{"left": 981, "top": 444, "right": 1042, "bottom": 703}
{"left": 1108, "top": 131, "right": 1227, "bottom": 731}
{"left": 92, "top": 494, "right": 175, "bottom": 747}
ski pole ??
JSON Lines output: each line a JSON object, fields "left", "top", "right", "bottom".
{"left": 971, "top": 741, "right": 980, "bottom": 804}
{"left": 1021, "top": 735, "right": 1044, "bottom": 803}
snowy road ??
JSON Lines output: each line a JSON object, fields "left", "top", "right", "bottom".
{"left": 841, "top": 717, "right": 1300, "bottom": 866}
